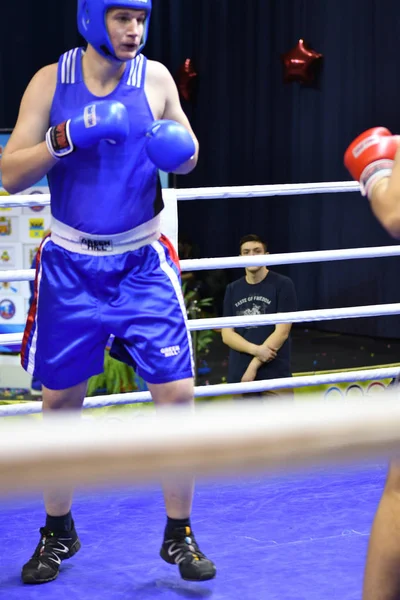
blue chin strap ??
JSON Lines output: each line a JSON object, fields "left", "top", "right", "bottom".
{"left": 78, "top": 0, "right": 152, "bottom": 61}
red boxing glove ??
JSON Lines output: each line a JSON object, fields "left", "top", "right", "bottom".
{"left": 344, "top": 127, "right": 399, "bottom": 199}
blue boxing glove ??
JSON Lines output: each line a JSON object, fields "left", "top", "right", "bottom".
{"left": 146, "top": 120, "right": 196, "bottom": 172}
{"left": 46, "top": 100, "right": 129, "bottom": 159}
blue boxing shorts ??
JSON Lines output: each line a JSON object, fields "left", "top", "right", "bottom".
{"left": 21, "top": 223, "right": 194, "bottom": 390}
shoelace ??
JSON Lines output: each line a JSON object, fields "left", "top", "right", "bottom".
{"left": 166, "top": 535, "right": 203, "bottom": 564}
{"left": 35, "top": 529, "right": 72, "bottom": 565}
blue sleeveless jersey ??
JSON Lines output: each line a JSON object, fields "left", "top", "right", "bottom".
{"left": 48, "top": 48, "right": 163, "bottom": 235}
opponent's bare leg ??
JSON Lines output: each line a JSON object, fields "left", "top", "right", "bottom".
{"left": 363, "top": 460, "right": 400, "bottom": 599}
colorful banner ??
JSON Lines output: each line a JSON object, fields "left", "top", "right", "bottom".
{"left": 294, "top": 372, "right": 396, "bottom": 400}
{"left": 0, "top": 135, "right": 49, "bottom": 342}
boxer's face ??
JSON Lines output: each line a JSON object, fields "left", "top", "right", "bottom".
{"left": 106, "top": 8, "right": 146, "bottom": 60}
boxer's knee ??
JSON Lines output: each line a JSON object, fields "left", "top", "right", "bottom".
{"left": 147, "top": 377, "right": 194, "bottom": 406}
{"left": 42, "top": 380, "right": 87, "bottom": 411}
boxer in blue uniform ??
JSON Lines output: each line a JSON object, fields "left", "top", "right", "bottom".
{"left": 2, "top": 0, "right": 216, "bottom": 585}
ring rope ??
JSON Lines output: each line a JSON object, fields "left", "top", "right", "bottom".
{"left": 177, "top": 181, "right": 361, "bottom": 200}
{"left": 0, "top": 181, "right": 360, "bottom": 208}
{"left": 188, "top": 303, "right": 400, "bottom": 331}
{"left": 2, "top": 244, "right": 400, "bottom": 283}
{"left": 182, "top": 245, "right": 400, "bottom": 271}
{"left": 0, "top": 365, "right": 398, "bottom": 417}
{"left": 0, "top": 302, "right": 399, "bottom": 347}
{"left": 1, "top": 392, "right": 400, "bottom": 497}
{"left": 0, "top": 269, "right": 34, "bottom": 282}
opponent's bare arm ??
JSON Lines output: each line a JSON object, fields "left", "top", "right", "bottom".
{"left": 369, "top": 150, "right": 400, "bottom": 238}
{"left": 1, "top": 64, "right": 59, "bottom": 194}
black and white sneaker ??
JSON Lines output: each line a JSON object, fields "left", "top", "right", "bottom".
{"left": 21, "top": 524, "right": 81, "bottom": 584}
{"left": 160, "top": 526, "right": 216, "bottom": 581}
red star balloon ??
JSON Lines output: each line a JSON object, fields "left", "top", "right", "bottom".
{"left": 281, "top": 39, "right": 323, "bottom": 85}
{"left": 176, "top": 58, "right": 198, "bottom": 103}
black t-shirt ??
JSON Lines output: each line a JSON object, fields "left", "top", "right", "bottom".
{"left": 223, "top": 271, "right": 297, "bottom": 383}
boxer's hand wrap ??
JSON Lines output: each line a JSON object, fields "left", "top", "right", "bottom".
{"left": 359, "top": 160, "right": 394, "bottom": 199}
{"left": 45, "top": 121, "right": 74, "bottom": 159}
{"left": 344, "top": 127, "right": 399, "bottom": 200}
{"left": 45, "top": 101, "right": 129, "bottom": 160}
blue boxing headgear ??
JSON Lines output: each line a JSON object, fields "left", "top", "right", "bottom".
{"left": 78, "top": 0, "right": 152, "bottom": 60}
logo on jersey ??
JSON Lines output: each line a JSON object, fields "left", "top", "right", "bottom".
{"left": 84, "top": 105, "right": 97, "bottom": 128}
{"left": 160, "top": 345, "right": 181, "bottom": 357}
{"left": 80, "top": 238, "right": 113, "bottom": 252}
{"left": 0, "top": 299, "right": 16, "bottom": 320}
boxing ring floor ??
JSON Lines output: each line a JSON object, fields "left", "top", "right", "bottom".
{"left": 1, "top": 460, "right": 386, "bottom": 600}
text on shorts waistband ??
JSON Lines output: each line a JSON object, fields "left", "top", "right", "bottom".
{"left": 50, "top": 215, "right": 161, "bottom": 255}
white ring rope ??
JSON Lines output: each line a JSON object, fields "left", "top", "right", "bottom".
{"left": 0, "top": 269, "right": 34, "bottom": 282}
{"left": 2, "top": 182, "right": 399, "bottom": 495}
{"left": 0, "top": 181, "right": 360, "bottom": 208}
{"left": 2, "top": 244, "right": 400, "bottom": 283}
{"left": 189, "top": 304, "right": 400, "bottom": 330}
{"left": 0, "top": 366, "right": 398, "bottom": 417}
{"left": 0, "top": 302, "right": 398, "bottom": 347}
{"left": 1, "top": 392, "right": 400, "bottom": 497}
{"left": 182, "top": 245, "right": 400, "bottom": 271}
{"left": 177, "top": 181, "right": 361, "bottom": 200}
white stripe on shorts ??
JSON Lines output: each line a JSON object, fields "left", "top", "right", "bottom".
{"left": 151, "top": 240, "right": 195, "bottom": 376}
{"left": 25, "top": 236, "right": 51, "bottom": 375}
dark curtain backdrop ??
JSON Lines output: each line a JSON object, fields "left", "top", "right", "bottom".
{"left": 1, "top": 1, "right": 400, "bottom": 336}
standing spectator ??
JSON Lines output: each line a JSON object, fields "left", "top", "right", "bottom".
{"left": 222, "top": 234, "right": 297, "bottom": 397}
